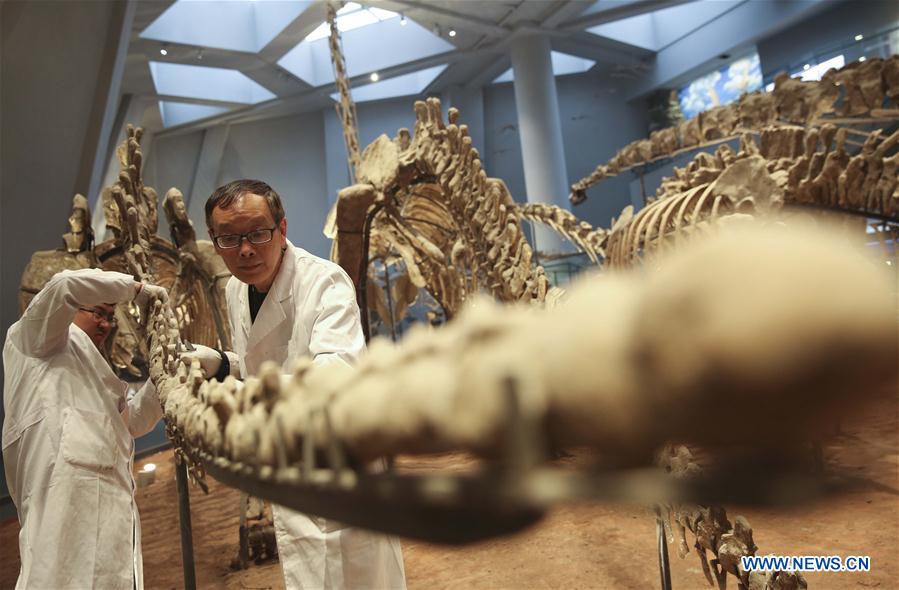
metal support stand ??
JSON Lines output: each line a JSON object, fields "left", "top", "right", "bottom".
{"left": 175, "top": 457, "right": 198, "bottom": 590}
{"left": 656, "top": 507, "right": 672, "bottom": 590}
{"left": 383, "top": 259, "right": 397, "bottom": 342}
{"left": 237, "top": 492, "right": 250, "bottom": 569}
{"left": 357, "top": 203, "right": 385, "bottom": 343}
{"left": 639, "top": 169, "right": 648, "bottom": 208}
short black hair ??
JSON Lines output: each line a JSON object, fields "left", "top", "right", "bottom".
{"left": 205, "top": 179, "right": 285, "bottom": 229}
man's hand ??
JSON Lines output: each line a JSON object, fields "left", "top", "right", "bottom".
{"left": 179, "top": 343, "right": 223, "bottom": 378}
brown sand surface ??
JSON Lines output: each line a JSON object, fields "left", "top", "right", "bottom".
{"left": 1, "top": 396, "right": 896, "bottom": 589}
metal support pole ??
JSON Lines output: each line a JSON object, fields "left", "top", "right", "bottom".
{"left": 383, "top": 259, "right": 397, "bottom": 342}
{"left": 357, "top": 203, "right": 384, "bottom": 343}
{"left": 656, "top": 507, "right": 672, "bottom": 590}
{"left": 238, "top": 492, "right": 250, "bottom": 569}
{"left": 175, "top": 457, "right": 198, "bottom": 590}
{"left": 639, "top": 169, "right": 648, "bottom": 208}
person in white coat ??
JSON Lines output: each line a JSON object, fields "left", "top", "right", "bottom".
{"left": 2, "top": 268, "right": 167, "bottom": 589}
{"left": 183, "top": 179, "right": 406, "bottom": 590}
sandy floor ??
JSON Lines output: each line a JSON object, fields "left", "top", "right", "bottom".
{"left": 1, "top": 396, "right": 896, "bottom": 590}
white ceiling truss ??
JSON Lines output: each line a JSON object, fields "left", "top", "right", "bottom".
{"left": 121, "top": 0, "right": 827, "bottom": 134}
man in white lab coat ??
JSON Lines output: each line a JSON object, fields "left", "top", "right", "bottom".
{"left": 2, "top": 268, "right": 167, "bottom": 589}
{"left": 183, "top": 179, "right": 406, "bottom": 590}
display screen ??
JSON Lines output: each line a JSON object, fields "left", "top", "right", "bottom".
{"left": 678, "top": 53, "right": 763, "bottom": 119}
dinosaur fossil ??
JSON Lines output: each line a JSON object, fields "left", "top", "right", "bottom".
{"left": 18, "top": 126, "right": 231, "bottom": 376}
{"left": 327, "top": 1, "right": 361, "bottom": 181}
{"left": 330, "top": 98, "right": 613, "bottom": 326}
{"left": 162, "top": 187, "right": 232, "bottom": 350}
{"left": 321, "top": 17, "right": 602, "bottom": 324}
{"left": 516, "top": 202, "right": 607, "bottom": 264}
{"left": 658, "top": 445, "right": 809, "bottom": 590}
{"left": 604, "top": 124, "right": 899, "bottom": 268}
{"left": 331, "top": 99, "right": 553, "bottom": 320}
{"left": 151, "top": 218, "right": 895, "bottom": 502}
{"left": 571, "top": 54, "right": 899, "bottom": 204}
{"left": 81, "top": 126, "right": 891, "bottom": 590}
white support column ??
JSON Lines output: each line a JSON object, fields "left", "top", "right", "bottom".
{"left": 187, "top": 124, "right": 231, "bottom": 231}
{"left": 509, "top": 34, "right": 570, "bottom": 254}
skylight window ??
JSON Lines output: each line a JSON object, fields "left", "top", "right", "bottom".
{"left": 305, "top": 2, "right": 398, "bottom": 42}
{"left": 492, "top": 52, "right": 596, "bottom": 84}
{"left": 149, "top": 62, "right": 276, "bottom": 105}
{"left": 279, "top": 16, "right": 453, "bottom": 87}
{"left": 140, "top": 0, "right": 312, "bottom": 54}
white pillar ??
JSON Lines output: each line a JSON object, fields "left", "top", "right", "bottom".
{"left": 509, "top": 34, "right": 569, "bottom": 253}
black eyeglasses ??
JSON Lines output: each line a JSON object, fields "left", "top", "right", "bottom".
{"left": 78, "top": 307, "right": 117, "bottom": 326}
{"left": 212, "top": 225, "right": 277, "bottom": 249}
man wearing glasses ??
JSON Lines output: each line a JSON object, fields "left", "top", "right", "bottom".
{"left": 2, "top": 268, "right": 168, "bottom": 588}
{"left": 182, "top": 179, "right": 406, "bottom": 590}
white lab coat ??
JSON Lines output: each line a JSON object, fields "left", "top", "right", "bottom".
{"left": 2, "top": 268, "right": 163, "bottom": 589}
{"left": 225, "top": 242, "right": 406, "bottom": 590}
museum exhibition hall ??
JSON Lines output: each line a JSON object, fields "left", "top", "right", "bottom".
{"left": 1, "top": 0, "right": 897, "bottom": 588}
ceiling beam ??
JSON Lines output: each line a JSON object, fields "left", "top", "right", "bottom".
{"left": 154, "top": 45, "right": 491, "bottom": 137}
{"left": 240, "top": 63, "right": 312, "bottom": 97}
{"left": 345, "top": 46, "right": 495, "bottom": 89}
{"left": 539, "top": 0, "right": 596, "bottom": 28}
{"left": 551, "top": 30, "right": 652, "bottom": 67}
{"left": 144, "top": 93, "right": 249, "bottom": 109}
{"left": 465, "top": 55, "right": 511, "bottom": 90}
{"left": 130, "top": 38, "right": 260, "bottom": 68}
{"left": 559, "top": 0, "right": 697, "bottom": 31}
{"left": 155, "top": 35, "right": 517, "bottom": 137}
{"left": 131, "top": 0, "right": 176, "bottom": 33}
{"left": 257, "top": 0, "right": 328, "bottom": 62}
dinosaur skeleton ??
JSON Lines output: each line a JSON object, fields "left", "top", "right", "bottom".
{"left": 99, "top": 126, "right": 213, "bottom": 488}
{"left": 516, "top": 202, "right": 607, "bottom": 264}
{"left": 571, "top": 54, "right": 899, "bottom": 204}
{"left": 327, "top": 1, "right": 361, "bottom": 181}
{"left": 331, "top": 99, "right": 553, "bottom": 320}
{"left": 17, "top": 129, "right": 230, "bottom": 377}
{"left": 62, "top": 193, "right": 94, "bottom": 253}
{"left": 18, "top": 41, "right": 894, "bottom": 587}
{"left": 19, "top": 194, "right": 98, "bottom": 312}
{"left": 604, "top": 124, "right": 899, "bottom": 268}
{"left": 161, "top": 187, "right": 232, "bottom": 350}
{"left": 35, "top": 109, "right": 886, "bottom": 590}
{"left": 329, "top": 98, "right": 613, "bottom": 326}
{"left": 146, "top": 206, "right": 896, "bottom": 549}
{"left": 658, "top": 445, "right": 809, "bottom": 590}
{"left": 321, "top": 11, "right": 603, "bottom": 325}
